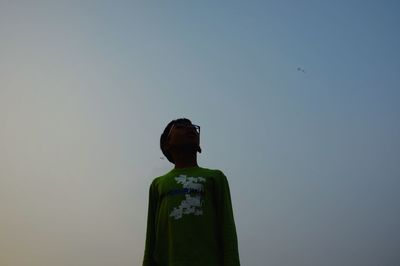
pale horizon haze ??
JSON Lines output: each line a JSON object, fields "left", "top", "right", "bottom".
{"left": 1, "top": 1, "right": 399, "bottom": 266}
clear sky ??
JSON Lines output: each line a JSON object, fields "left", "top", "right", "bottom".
{"left": 1, "top": 1, "right": 399, "bottom": 265}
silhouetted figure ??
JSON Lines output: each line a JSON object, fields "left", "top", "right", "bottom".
{"left": 143, "top": 118, "right": 240, "bottom": 266}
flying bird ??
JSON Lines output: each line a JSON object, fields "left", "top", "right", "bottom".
{"left": 297, "top": 67, "right": 306, "bottom": 73}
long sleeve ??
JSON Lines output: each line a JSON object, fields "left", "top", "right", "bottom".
{"left": 143, "top": 181, "right": 158, "bottom": 266}
{"left": 215, "top": 172, "right": 240, "bottom": 266}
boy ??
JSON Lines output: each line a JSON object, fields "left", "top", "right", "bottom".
{"left": 143, "top": 118, "right": 240, "bottom": 266}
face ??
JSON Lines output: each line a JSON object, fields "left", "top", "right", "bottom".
{"left": 165, "top": 121, "right": 200, "bottom": 152}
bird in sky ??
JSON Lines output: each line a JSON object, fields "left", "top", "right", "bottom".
{"left": 297, "top": 67, "right": 306, "bottom": 73}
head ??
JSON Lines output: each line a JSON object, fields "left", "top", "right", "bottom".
{"left": 160, "top": 118, "right": 201, "bottom": 163}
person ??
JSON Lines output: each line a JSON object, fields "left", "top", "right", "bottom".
{"left": 143, "top": 118, "right": 240, "bottom": 266}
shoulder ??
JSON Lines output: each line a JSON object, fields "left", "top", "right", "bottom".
{"left": 198, "top": 166, "right": 221, "bottom": 174}
{"left": 150, "top": 173, "right": 167, "bottom": 186}
{"left": 198, "top": 167, "right": 227, "bottom": 181}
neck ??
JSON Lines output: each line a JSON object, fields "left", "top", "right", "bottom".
{"left": 171, "top": 150, "right": 198, "bottom": 169}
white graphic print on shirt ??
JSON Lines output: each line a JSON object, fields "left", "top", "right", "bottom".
{"left": 169, "top": 175, "right": 206, "bottom": 220}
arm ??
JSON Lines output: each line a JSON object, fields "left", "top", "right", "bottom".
{"left": 215, "top": 171, "right": 240, "bottom": 266}
{"left": 143, "top": 181, "right": 158, "bottom": 266}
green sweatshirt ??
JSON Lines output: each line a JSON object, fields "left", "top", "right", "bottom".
{"left": 143, "top": 166, "right": 240, "bottom": 266}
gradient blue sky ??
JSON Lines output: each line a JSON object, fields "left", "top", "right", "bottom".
{"left": 1, "top": 1, "right": 399, "bottom": 265}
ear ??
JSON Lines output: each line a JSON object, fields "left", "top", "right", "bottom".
{"left": 163, "top": 141, "right": 171, "bottom": 152}
{"left": 163, "top": 141, "right": 170, "bottom": 151}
